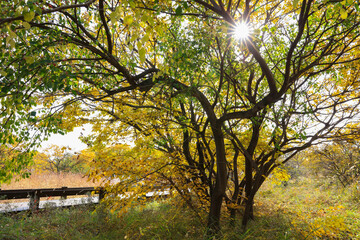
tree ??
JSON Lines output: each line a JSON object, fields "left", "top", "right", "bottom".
{"left": 1, "top": 0, "right": 360, "bottom": 235}
{"left": 34, "top": 145, "right": 89, "bottom": 174}
{"left": 0, "top": 143, "right": 33, "bottom": 183}
{"left": 312, "top": 141, "right": 360, "bottom": 187}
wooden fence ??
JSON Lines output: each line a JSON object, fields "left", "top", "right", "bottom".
{"left": 0, "top": 187, "right": 104, "bottom": 212}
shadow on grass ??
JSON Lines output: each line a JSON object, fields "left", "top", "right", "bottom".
{"left": 219, "top": 209, "right": 298, "bottom": 240}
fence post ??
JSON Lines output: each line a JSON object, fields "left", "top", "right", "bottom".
{"left": 60, "top": 186, "right": 68, "bottom": 200}
{"left": 29, "top": 191, "right": 40, "bottom": 212}
{"left": 99, "top": 188, "right": 105, "bottom": 202}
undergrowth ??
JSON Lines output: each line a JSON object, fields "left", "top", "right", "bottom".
{"left": 0, "top": 177, "right": 359, "bottom": 239}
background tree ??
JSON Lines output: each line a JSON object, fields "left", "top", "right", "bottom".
{"left": 312, "top": 141, "right": 360, "bottom": 187}
{"left": 0, "top": 144, "right": 33, "bottom": 183}
{"left": 34, "top": 145, "right": 88, "bottom": 174}
{"left": 1, "top": 0, "right": 360, "bottom": 235}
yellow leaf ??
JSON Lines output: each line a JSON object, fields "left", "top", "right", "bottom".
{"left": 22, "top": 22, "right": 31, "bottom": 29}
{"left": 15, "top": 6, "right": 23, "bottom": 16}
{"left": 293, "top": 0, "right": 300, "bottom": 8}
{"left": 142, "top": 34, "right": 150, "bottom": 43}
{"left": 0, "top": 70, "right": 7, "bottom": 77}
{"left": 9, "top": 39, "right": 15, "bottom": 48}
{"left": 136, "top": 41, "right": 142, "bottom": 50}
{"left": 129, "top": 1, "right": 136, "bottom": 8}
{"left": 24, "top": 11, "right": 35, "bottom": 22}
{"left": 124, "top": 15, "right": 133, "bottom": 26}
{"left": 110, "top": 11, "right": 118, "bottom": 24}
{"left": 24, "top": 56, "right": 35, "bottom": 64}
{"left": 340, "top": 8, "right": 348, "bottom": 19}
{"left": 9, "top": 30, "right": 17, "bottom": 39}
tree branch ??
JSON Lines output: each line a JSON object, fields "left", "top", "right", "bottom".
{"left": 0, "top": 0, "right": 96, "bottom": 25}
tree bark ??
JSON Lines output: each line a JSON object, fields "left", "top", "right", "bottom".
{"left": 242, "top": 193, "right": 255, "bottom": 227}
{"left": 207, "top": 183, "right": 224, "bottom": 235}
{"left": 206, "top": 125, "right": 227, "bottom": 236}
{"left": 242, "top": 157, "right": 255, "bottom": 227}
{"left": 229, "top": 145, "right": 240, "bottom": 227}
{"left": 241, "top": 120, "right": 262, "bottom": 227}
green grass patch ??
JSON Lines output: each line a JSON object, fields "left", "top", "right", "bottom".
{"left": 0, "top": 201, "right": 206, "bottom": 240}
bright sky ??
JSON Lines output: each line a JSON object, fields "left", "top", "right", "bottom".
{"left": 40, "top": 125, "right": 92, "bottom": 153}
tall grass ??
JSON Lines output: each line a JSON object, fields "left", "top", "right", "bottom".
{"left": 0, "top": 172, "right": 100, "bottom": 204}
{"left": 256, "top": 177, "right": 360, "bottom": 239}
{"left": 0, "top": 200, "right": 205, "bottom": 240}
{"left": 1, "top": 176, "right": 359, "bottom": 239}
{"left": 1, "top": 172, "right": 99, "bottom": 190}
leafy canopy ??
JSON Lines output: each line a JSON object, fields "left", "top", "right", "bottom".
{"left": 1, "top": 0, "right": 360, "bottom": 232}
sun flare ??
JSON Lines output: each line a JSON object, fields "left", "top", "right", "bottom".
{"left": 233, "top": 22, "right": 250, "bottom": 40}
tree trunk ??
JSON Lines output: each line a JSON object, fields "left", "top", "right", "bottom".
{"left": 241, "top": 120, "right": 262, "bottom": 228}
{"left": 206, "top": 125, "right": 227, "bottom": 237}
{"left": 229, "top": 145, "right": 240, "bottom": 227}
{"left": 207, "top": 183, "right": 224, "bottom": 236}
{"left": 242, "top": 170, "right": 268, "bottom": 227}
{"left": 242, "top": 195, "right": 254, "bottom": 227}
{"left": 242, "top": 156, "right": 254, "bottom": 227}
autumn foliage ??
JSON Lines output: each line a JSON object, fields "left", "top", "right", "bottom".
{"left": 1, "top": 0, "right": 360, "bottom": 235}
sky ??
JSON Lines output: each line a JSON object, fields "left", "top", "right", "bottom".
{"left": 40, "top": 125, "right": 92, "bottom": 153}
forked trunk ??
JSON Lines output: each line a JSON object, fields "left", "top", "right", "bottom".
{"left": 242, "top": 171, "right": 267, "bottom": 228}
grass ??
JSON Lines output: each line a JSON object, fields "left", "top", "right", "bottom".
{"left": 1, "top": 175, "right": 359, "bottom": 239}
{"left": 0, "top": 172, "right": 99, "bottom": 190}
{"left": 254, "top": 177, "right": 360, "bottom": 239}
{"left": 0, "top": 201, "right": 205, "bottom": 240}
{"left": 0, "top": 172, "right": 100, "bottom": 204}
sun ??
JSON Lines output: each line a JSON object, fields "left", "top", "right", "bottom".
{"left": 233, "top": 22, "right": 250, "bottom": 40}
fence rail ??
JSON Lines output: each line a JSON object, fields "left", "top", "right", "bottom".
{"left": 0, "top": 187, "right": 104, "bottom": 212}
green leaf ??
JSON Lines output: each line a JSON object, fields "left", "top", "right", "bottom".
{"left": 1, "top": 86, "right": 9, "bottom": 93}
{"left": 64, "top": 85, "right": 71, "bottom": 92}
{"left": 8, "top": 136, "right": 14, "bottom": 144}
{"left": 175, "top": 6, "right": 182, "bottom": 16}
